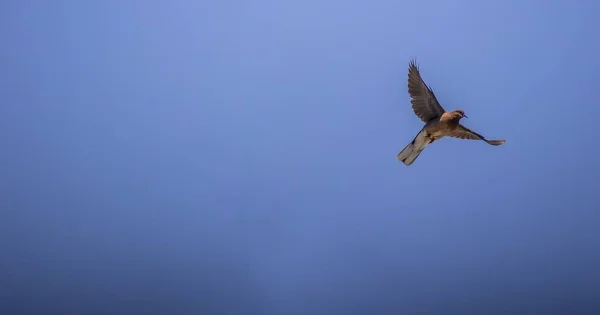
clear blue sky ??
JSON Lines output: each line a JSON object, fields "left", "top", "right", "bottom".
{"left": 2, "top": 0, "right": 600, "bottom": 314}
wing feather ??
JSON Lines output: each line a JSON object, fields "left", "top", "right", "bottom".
{"left": 407, "top": 59, "right": 446, "bottom": 122}
{"left": 447, "top": 124, "right": 506, "bottom": 146}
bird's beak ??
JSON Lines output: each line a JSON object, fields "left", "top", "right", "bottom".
{"left": 463, "top": 114, "right": 468, "bottom": 118}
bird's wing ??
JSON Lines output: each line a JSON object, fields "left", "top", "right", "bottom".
{"left": 447, "top": 124, "right": 506, "bottom": 146}
{"left": 407, "top": 59, "right": 446, "bottom": 122}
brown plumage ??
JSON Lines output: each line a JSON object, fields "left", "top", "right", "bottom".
{"left": 397, "top": 59, "right": 506, "bottom": 166}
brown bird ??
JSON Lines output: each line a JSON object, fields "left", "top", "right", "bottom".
{"left": 397, "top": 59, "right": 506, "bottom": 166}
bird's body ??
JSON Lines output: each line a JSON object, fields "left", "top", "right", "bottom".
{"left": 397, "top": 60, "right": 505, "bottom": 166}
{"left": 425, "top": 112, "right": 461, "bottom": 140}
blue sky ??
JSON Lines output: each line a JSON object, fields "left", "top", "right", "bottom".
{"left": 2, "top": 0, "right": 600, "bottom": 314}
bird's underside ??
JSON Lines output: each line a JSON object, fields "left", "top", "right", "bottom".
{"left": 397, "top": 59, "right": 505, "bottom": 166}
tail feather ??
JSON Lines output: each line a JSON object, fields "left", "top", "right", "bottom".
{"left": 397, "top": 129, "right": 430, "bottom": 166}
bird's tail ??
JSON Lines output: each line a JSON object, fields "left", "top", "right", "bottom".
{"left": 397, "top": 128, "right": 431, "bottom": 166}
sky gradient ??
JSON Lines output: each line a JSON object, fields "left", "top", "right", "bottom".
{"left": 2, "top": 0, "right": 600, "bottom": 314}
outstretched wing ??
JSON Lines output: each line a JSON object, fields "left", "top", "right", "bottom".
{"left": 407, "top": 59, "right": 446, "bottom": 122}
{"left": 447, "top": 124, "right": 506, "bottom": 146}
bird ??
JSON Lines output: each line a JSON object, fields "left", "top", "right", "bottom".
{"left": 397, "top": 59, "right": 506, "bottom": 166}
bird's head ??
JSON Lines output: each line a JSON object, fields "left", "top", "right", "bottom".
{"left": 451, "top": 109, "right": 468, "bottom": 120}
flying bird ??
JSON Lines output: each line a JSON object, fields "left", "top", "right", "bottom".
{"left": 397, "top": 59, "right": 505, "bottom": 166}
